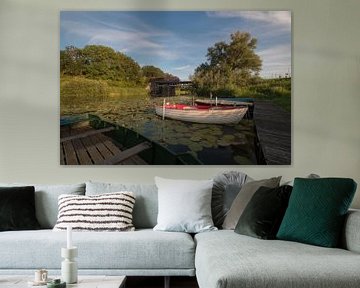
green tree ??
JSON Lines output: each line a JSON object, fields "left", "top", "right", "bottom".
{"left": 142, "top": 65, "right": 165, "bottom": 79}
{"left": 60, "top": 45, "right": 144, "bottom": 87}
{"left": 192, "top": 31, "right": 262, "bottom": 94}
{"left": 82, "top": 45, "right": 121, "bottom": 80}
{"left": 60, "top": 46, "right": 84, "bottom": 76}
{"left": 115, "top": 52, "right": 144, "bottom": 86}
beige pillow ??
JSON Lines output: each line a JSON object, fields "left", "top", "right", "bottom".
{"left": 222, "top": 176, "right": 281, "bottom": 230}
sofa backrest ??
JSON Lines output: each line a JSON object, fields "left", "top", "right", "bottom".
{"left": 86, "top": 181, "right": 158, "bottom": 229}
{"left": 0, "top": 183, "right": 86, "bottom": 228}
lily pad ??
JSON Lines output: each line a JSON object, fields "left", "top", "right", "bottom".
{"left": 234, "top": 155, "right": 253, "bottom": 165}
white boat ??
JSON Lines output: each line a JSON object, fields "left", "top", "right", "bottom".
{"left": 155, "top": 104, "right": 248, "bottom": 124}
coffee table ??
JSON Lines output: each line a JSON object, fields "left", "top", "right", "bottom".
{"left": 0, "top": 275, "right": 126, "bottom": 288}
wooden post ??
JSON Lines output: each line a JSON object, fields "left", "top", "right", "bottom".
{"left": 215, "top": 96, "right": 218, "bottom": 106}
{"left": 162, "top": 98, "right": 166, "bottom": 120}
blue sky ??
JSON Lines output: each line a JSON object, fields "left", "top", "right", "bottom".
{"left": 60, "top": 11, "right": 291, "bottom": 80}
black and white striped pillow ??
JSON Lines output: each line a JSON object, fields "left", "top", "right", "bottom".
{"left": 53, "top": 192, "right": 136, "bottom": 231}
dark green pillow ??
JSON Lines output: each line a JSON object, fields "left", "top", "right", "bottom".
{"left": 0, "top": 186, "right": 41, "bottom": 231}
{"left": 276, "top": 178, "right": 357, "bottom": 247}
{"left": 235, "top": 185, "right": 292, "bottom": 239}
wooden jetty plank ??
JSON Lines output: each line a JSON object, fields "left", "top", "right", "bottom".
{"left": 60, "top": 123, "right": 149, "bottom": 165}
{"left": 100, "top": 142, "right": 152, "bottom": 165}
{"left": 96, "top": 133, "right": 148, "bottom": 165}
{"left": 60, "top": 127, "right": 115, "bottom": 143}
{"left": 96, "top": 133, "right": 122, "bottom": 156}
{"left": 80, "top": 135, "right": 104, "bottom": 164}
{"left": 254, "top": 100, "right": 291, "bottom": 165}
{"left": 89, "top": 134, "right": 114, "bottom": 160}
{"left": 72, "top": 138, "right": 93, "bottom": 165}
{"left": 62, "top": 141, "right": 78, "bottom": 165}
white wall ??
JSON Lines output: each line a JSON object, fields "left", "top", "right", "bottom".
{"left": 0, "top": 0, "right": 359, "bottom": 208}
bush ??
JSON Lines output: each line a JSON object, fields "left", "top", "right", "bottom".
{"left": 61, "top": 77, "right": 109, "bottom": 106}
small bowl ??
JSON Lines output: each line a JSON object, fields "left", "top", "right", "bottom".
{"left": 47, "top": 279, "right": 66, "bottom": 288}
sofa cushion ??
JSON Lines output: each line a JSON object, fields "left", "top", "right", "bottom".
{"left": 0, "top": 186, "right": 40, "bottom": 231}
{"left": 222, "top": 176, "right": 281, "bottom": 229}
{"left": 0, "top": 229, "right": 195, "bottom": 271}
{"left": 53, "top": 192, "right": 136, "bottom": 232}
{"left": 153, "top": 177, "right": 216, "bottom": 233}
{"left": 212, "top": 171, "right": 250, "bottom": 228}
{"left": 277, "top": 178, "right": 357, "bottom": 247}
{"left": 0, "top": 183, "right": 85, "bottom": 229}
{"left": 195, "top": 230, "right": 360, "bottom": 288}
{"left": 86, "top": 182, "right": 157, "bottom": 229}
{"left": 234, "top": 185, "right": 292, "bottom": 239}
{"left": 342, "top": 209, "right": 360, "bottom": 253}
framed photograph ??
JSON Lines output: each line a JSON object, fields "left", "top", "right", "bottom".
{"left": 60, "top": 11, "right": 291, "bottom": 165}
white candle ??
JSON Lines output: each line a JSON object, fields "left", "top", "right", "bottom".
{"left": 67, "top": 225, "right": 72, "bottom": 249}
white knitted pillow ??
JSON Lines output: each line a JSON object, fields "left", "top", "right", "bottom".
{"left": 53, "top": 192, "right": 135, "bottom": 231}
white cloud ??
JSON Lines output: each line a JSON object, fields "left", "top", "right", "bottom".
{"left": 207, "top": 11, "right": 291, "bottom": 29}
{"left": 61, "top": 18, "right": 179, "bottom": 60}
{"left": 172, "top": 65, "right": 192, "bottom": 71}
{"left": 257, "top": 44, "right": 291, "bottom": 77}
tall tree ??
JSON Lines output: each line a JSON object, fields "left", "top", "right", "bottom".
{"left": 192, "top": 31, "right": 262, "bottom": 91}
{"left": 142, "top": 65, "right": 165, "bottom": 79}
{"left": 60, "top": 46, "right": 84, "bottom": 76}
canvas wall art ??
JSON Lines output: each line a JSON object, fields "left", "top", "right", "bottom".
{"left": 60, "top": 11, "right": 291, "bottom": 165}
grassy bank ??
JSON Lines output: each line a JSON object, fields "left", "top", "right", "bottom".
{"left": 196, "top": 78, "right": 291, "bottom": 112}
{"left": 237, "top": 78, "right": 291, "bottom": 112}
{"left": 60, "top": 76, "right": 148, "bottom": 115}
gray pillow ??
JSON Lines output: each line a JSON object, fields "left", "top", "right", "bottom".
{"left": 0, "top": 183, "right": 85, "bottom": 228}
{"left": 86, "top": 181, "right": 158, "bottom": 229}
{"left": 153, "top": 177, "right": 217, "bottom": 233}
{"left": 212, "top": 171, "right": 251, "bottom": 228}
{"left": 222, "top": 176, "right": 281, "bottom": 230}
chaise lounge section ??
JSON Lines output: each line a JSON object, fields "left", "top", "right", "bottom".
{"left": 195, "top": 215, "right": 360, "bottom": 288}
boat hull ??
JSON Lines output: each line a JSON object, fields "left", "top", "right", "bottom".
{"left": 195, "top": 99, "right": 253, "bottom": 107}
{"left": 155, "top": 105, "right": 248, "bottom": 124}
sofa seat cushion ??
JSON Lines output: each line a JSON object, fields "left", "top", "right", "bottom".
{"left": 0, "top": 229, "right": 195, "bottom": 270}
{"left": 195, "top": 230, "right": 360, "bottom": 288}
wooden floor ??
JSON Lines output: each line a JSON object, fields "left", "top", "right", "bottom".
{"left": 253, "top": 100, "right": 291, "bottom": 165}
{"left": 126, "top": 276, "right": 199, "bottom": 288}
{"left": 60, "top": 124, "right": 147, "bottom": 165}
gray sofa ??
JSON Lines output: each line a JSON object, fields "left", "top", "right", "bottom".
{"left": 0, "top": 181, "right": 360, "bottom": 288}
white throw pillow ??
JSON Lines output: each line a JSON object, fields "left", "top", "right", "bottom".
{"left": 53, "top": 192, "right": 135, "bottom": 231}
{"left": 153, "top": 177, "right": 217, "bottom": 233}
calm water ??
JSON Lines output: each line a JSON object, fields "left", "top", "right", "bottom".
{"left": 66, "top": 95, "right": 258, "bottom": 164}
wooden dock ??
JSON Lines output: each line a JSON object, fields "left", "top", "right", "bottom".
{"left": 253, "top": 100, "right": 291, "bottom": 165}
{"left": 60, "top": 123, "right": 149, "bottom": 165}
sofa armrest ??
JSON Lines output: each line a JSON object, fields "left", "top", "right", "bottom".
{"left": 342, "top": 209, "right": 360, "bottom": 253}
